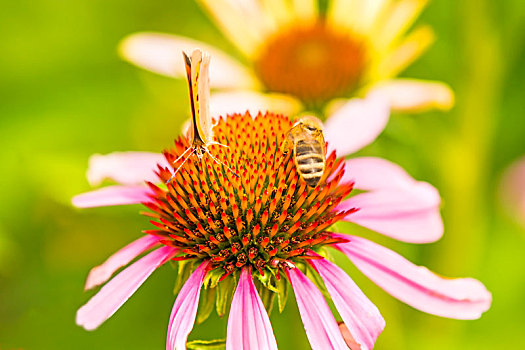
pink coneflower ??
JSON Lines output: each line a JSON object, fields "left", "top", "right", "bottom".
{"left": 74, "top": 112, "right": 491, "bottom": 349}
{"left": 119, "top": 0, "right": 454, "bottom": 117}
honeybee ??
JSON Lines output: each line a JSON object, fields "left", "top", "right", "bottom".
{"left": 282, "top": 115, "right": 326, "bottom": 188}
{"left": 167, "top": 49, "right": 237, "bottom": 183}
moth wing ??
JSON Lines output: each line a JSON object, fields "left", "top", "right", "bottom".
{"left": 198, "top": 52, "right": 213, "bottom": 141}
{"left": 183, "top": 51, "right": 195, "bottom": 142}
{"left": 189, "top": 49, "right": 213, "bottom": 144}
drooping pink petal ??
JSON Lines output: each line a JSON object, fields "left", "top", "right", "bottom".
{"left": 286, "top": 267, "right": 348, "bottom": 350}
{"left": 72, "top": 185, "right": 154, "bottom": 208}
{"left": 84, "top": 235, "right": 160, "bottom": 291}
{"left": 166, "top": 261, "right": 210, "bottom": 350}
{"left": 209, "top": 90, "right": 301, "bottom": 118}
{"left": 338, "top": 322, "right": 363, "bottom": 350}
{"left": 226, "top": 268, "right": 278, "bottom": 350}
{"left": 76, "top": 246, "right": 177, "bottom": 330}
{"left": 324, "top": 94, "right": 390, "bottom": 157}
{"left": 119, "top": 32, "right": 259, "bottom": 89}
{"left": 334, "top": 234, "right": 492, "bottom": 319}
{"left": 368, "top": 79, "right": 454, "bottom": 112}
{"left": 310, "top": 256, "right": 384, "bottom": 350}
{"left": 87, "top": 152, "right": 167, "bottom": 186}
{"left": 342, "top": 157, "right": 421, "bottom": 191}
{"left": 339, "top": 182, "right": 443, "bottom": 243}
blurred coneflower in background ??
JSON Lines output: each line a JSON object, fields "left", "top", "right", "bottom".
{"left": 119, "top": 0, "right": 454, "bottom": 121}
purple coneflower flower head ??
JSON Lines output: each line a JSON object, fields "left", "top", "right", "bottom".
{"left": 74, "top": 111, "right": 491, "bottom": 349}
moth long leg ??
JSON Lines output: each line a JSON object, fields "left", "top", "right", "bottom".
{"left": 166, "top": 147, "right": 196, "bottom": 184}
{"left": 204, "top": 148, "right": 240, "bottom": 178}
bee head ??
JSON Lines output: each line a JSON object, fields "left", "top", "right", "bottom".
{"left": 298, "top": 115, "right": 324, "bottom": 135}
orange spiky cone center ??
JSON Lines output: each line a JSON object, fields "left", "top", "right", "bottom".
{"left": 254, "top": 22, "right": 366, "bottom": 107}
{"left": 143, "top": 112, "right": 354, "bottom": 278}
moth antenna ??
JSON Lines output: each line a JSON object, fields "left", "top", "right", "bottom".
{"left": 209, "top": 141, "right": 229, "bottom": 148}
{"left": 166, "top": 147, "right": 196, "bottom": 184}
{"left": 204, "top": 148, "right": 240, "bottom": 178}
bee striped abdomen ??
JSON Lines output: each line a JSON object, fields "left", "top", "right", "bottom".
{"left": 295, "top": 139, "right": 325, "bottom": 187}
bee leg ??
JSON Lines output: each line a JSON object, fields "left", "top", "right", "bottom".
{"left": 280, "top": 132, "right": 294, "bottom": 157}
{"left": 166, "top": 147, "right": 195, "bottom": 184}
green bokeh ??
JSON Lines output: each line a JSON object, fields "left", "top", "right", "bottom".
{"left": 1, "top": 0, "right": 524, "bottom": 349}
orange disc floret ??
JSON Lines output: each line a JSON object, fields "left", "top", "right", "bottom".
{"left": 143, "top": 112, "right": 354, "bottom": 279}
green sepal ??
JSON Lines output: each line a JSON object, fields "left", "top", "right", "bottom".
{"left": 173, "top": 259, "right": 196, "bottom": 295}
{"left": 305, "top": 263, "right": 329, "bottom": 299}
{"left": 276, "top": 277, "right": 289, "bottom": 313}
{"left": 314, "top": 246, "right": 334, "bottom": 262}
{"left": 254, "top": 269, "right": 279, "bottom": 293}
{"left": 255, "top": 279, "right": 276, "bottom": 314}
{"left": 186, "top": 339, "right": 226, "bottom": 350}
{"left": 216, "top": 273, "right": 236, "bottom": 317}
{"left": 196, "top": 287, "right": 217, "bottom": 324}
{"left": 202, "top": 267, "right": 224, "bottom": 289}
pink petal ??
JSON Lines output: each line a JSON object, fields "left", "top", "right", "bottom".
{"left": 339, "top": 183, "right": 443, "bottom": 243}
{"left": 76, "top": 246, "right": 177, "bottom": 330}
{"left": 119, "top": 32, "right": 258, "bottom": 89}
{"left": 84, "top": 235, "right": 160, "bottom": 291}
{"left": 167, "top": 261, "right": 210, "bottom": 350}
{"left": 310, "top": 257, "right": 384, "bottom": 350}
{"left": 499, "top": 156, "right": 525, "bottom": 226}
{"left": 342, "top": 157, "right": 421, "bottom": 191}
{"left": 87, "top": 152, "right": 167, "bottom": 186}
{"left": 72, "top": 185, "right": 154, "bottom": 208}
{"left": 324, "top": 94, "right": 390, "bottom": 157}
{"left": 338, "top": 322, "right": 364, "bottom": 350}
{"left": 226, "top": 268, "right": 278, "bottom": 350}
{"left": 369, "top": 79, "right": 454, "bottom": 112}
{"left": 209, "top": 90, "right": 301, "bottom": 118}
{"left": 334, "top": 234, "right": 492, "bottom": 319}
{"left": 286, "top": 267, "right": 348, "bottom": 350}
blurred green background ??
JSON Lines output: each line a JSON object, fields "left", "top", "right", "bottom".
{"left": 1, "top": 0, "right": 524, "bottom": 349}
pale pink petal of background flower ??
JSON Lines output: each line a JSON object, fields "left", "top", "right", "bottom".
{"left": 210, "top": 90, "right": 301, "bottom": 118}
{"left": 76, "top": 246, "right": 177, "bottom": 330}
{"left": 342, "top": 157, "right": 421, "bottom": 191}
{"left": 368, "top": 79, "right": 454, "bottom": 112}
{"left": 227, "top": 268, "right": 278, "bottom": 350}
{"left": 84, "top": 235, "right": 160, "bottom": 290}
{"left": 72, "top": 185, "right": 154, "bottom": 208}
{"left": 119, "top": 32, "right": 259, "bottom": 89}
{"left": 167, "top": 261, "right": 209, "bottom": 350}
{"left": 310, "top": 257, "right": 385, "bottom": 350}
{"left": 324, "top": 94, "right": 390, "bottom": 157}
{"left": 499, "top": 156, "right": 525, "bottom": 227}
{"left": 334, "top": 235, "right": 492, "bottom": 319}
{"left": 286, "top": 267, "right": 349, "bottom": 350}
{"left": 87, "top": 152, "right": 167, "bottom": 186}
